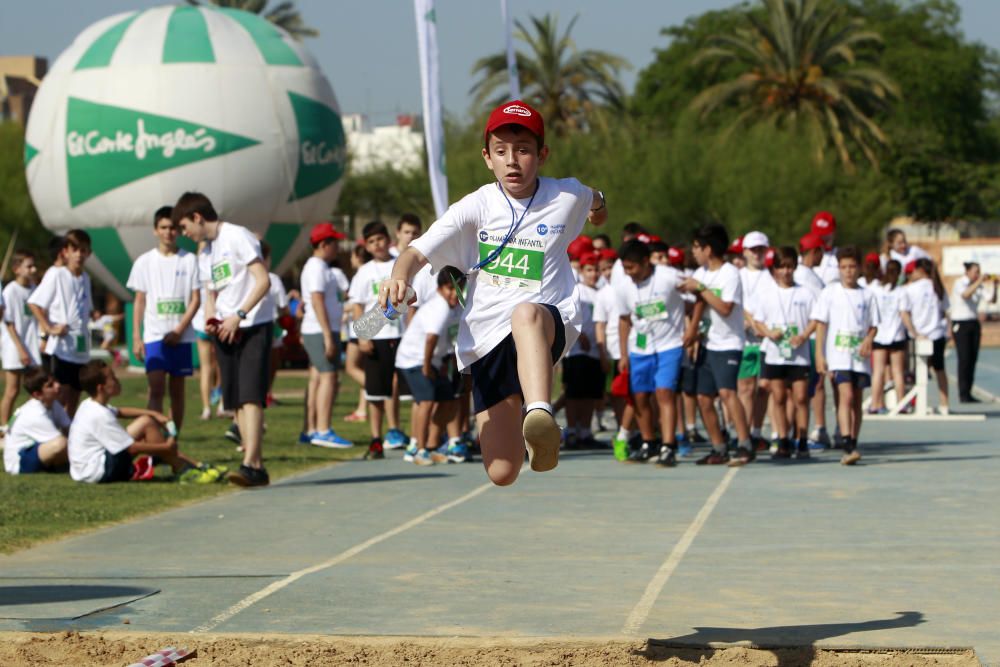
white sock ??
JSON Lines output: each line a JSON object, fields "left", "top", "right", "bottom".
{"left": 616, "top": 427, "right": 631, "bottom": 440}
{"left": 525, "top": 401, "right": 553, "bottom": 415}
{"left": 409, "top": 437, "right": 418, "bottom": 448}
{"left": 447, "top": 436, "right": 461, "bottom": 447}
{"left": 686, "top": 423, "right": 696, "bottom": 432}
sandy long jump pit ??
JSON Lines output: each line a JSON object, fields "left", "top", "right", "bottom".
{"left": 0, "top": 632, "right": 982, "bottom": 666}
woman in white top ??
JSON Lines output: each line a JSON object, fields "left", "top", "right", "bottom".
{"left": 950, "top": 262, "right": 989, "bottom": 402}
{"left": 885, "top": 229, "right": 930, "bottom": 269}
{"left": 869, "top": 260, "right": 907, "bottom": 414}
{"left": 899, "top": 258, "right": 951, "bottom": 413}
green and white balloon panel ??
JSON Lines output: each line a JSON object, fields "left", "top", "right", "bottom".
{"left": 24, "top": 5, "right": 346, "bottom": 299}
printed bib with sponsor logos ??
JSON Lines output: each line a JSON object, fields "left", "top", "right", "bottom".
{"left": 635, "top": 300, "right": 668, "bottom": 322}
{"left": 778, "top": 325, "right": 800, "bottom": 359}
{"left": 477, "top": 242, "right": 543, "bottom": 292}
{"left": 834, "top": 330, "right": 863, "bottom": 360}
{"left": 698, "top": 287, "right": 723, "bottom": 336}
{"left": 156, "top": 299, "right": 185, "bottom": 319}
{"left": 211, "top": 261, "right": 233, "bottom": 289}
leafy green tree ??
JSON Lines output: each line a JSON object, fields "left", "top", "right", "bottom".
{"left": 186, "top": 0, "right": 318, "bottom": 39}
{"left": 469, "top": 14, "right": 630, "bottom": 134}
{"left": 0, "top": 123, "right": 55, "bottom": 277}
{"left": 689, "top": 0, "right": 900, "bottom": 170}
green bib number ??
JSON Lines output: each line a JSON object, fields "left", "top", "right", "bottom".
{"left": 156, "top": 299, "right": 185, "bottom": 318}
{"left": 834, "top": 331, "right": 863, "bottom": 360}
{"left": 211, "top": 261, "right": 233, "bottom": 289}
{"left": 636, "top": 332, "right": 648, "bottom": 350}
{"left": 635, "top": 300, "right": 667, "bottom": 321}
{"left": 76, "top": 334, "right": 89, "bottom": 354}
{"left": 477, "top": 242, "right": 543, "bottom": 292}
{"left": 778, "top": 325, "right": 800, "bottom": 359}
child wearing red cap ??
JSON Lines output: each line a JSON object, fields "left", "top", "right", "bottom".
{"left": 797, "top": 232, "right": 831, "bottom": 449}
{"left": 563, "top": 252, "right": 605, "bottom": 448}
{"left": 810, "top": 211, "right": 841, "bottom": 285}
{"left": 379, "top": 100, "right": 607, "bottom": 485}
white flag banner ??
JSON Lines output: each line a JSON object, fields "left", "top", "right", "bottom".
{"left": 501, "top": 0, "right": 521, "bottom": 100}
{"left": 414, "top": 0, "right": 448, "bottom": 218}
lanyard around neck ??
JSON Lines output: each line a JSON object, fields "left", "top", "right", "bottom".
{"left": 471, "top": 180, "right": 539, "bottom": 272}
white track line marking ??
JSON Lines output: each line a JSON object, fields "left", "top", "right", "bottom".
{"left": 191, "top": 482, "right": 492, "bottom": 633}
{"left": 622, "top": 468, "right": 739, "bottom": 636}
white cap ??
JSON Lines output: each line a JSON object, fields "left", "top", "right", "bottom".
{"left": 743, "top": 231, "right": 769, "bottom": 249}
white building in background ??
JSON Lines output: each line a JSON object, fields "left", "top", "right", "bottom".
{"left": 343, "top": 113, "right": 423, "bottom": 174}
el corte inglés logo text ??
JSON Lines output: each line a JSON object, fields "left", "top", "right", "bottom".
{"left": 300, "top": 140, "right": 342, "bottom": 166}
{"left": 503, "top": 104, "right": 531, "bottom": 117}
{"left": 67, "top": 119, "right": 217, "bottom": 160}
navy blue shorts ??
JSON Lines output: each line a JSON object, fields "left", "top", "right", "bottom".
{"left": 18, "top": 444, "right": 45, "bottom": 474}
{"left": 471, "top": 304, "right": 566, "bottom": 413}
{"left": 833, "top": 371, "right": 871, "bottom": 389}
{"left": 399, "top": 365, "right": 456, "bottom": 403}
{"left": 145, "top": 340, "right": 194, "bottom": 376}
{"left": 695, "top": 349, "right": 742, "bottom": 396}
{"left": 99, "top": 449, "right": 134, "bottom": 484}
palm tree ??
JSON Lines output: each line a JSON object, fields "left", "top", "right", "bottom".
{"left": 470, "top": 14, "right": 630, "bottom": 135}
{"left": 187, "top": 0, "right": 318, "bottom": 40}
{"left": 690, "top": 0, "right": 899, "bottom": 170}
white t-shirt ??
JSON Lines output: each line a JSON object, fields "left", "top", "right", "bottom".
{"left": 68, "top": 398, "right": 135, "bottom": 483}
{"left": 886, "top": 244, "right": 930, "bottom": 269}
{"left": 268, "top": 273, "right": 288, "bottom": 317}
{"left": 817, "top": 249, "right": 841, "bottom": 285}
{"left": 692, "top": 263, "right": 745, "bottom": 352}
{"left": 871, "top": 283, "right": 907, "bottom": 345}
{"left": 192, "top": 246, "right": 211, "bottom": 333}
{"left": 592, "top": 283, "right": 621, "bottom": 361}
{"left": 207, "top": 222, "right": 273, "bottom": 327}
{"left": 568, "top": 282, "right": 600, "bottom": 359}
{"left": 950, "top": 276, "right": 981, "bottom": 322}
{"left": 2, "top": 281, "right": 41, "bottom": 370}
{"left": 348, "top": 258, "right": 403, "bottom": 340}
{"left": 410, "top": 177, "right": 592, "bottom": 370}
{"left": 740, "top": 267, "right": 775, "bottom": 344}
{"left": 811, "top": 283, "right": 880, "bottom": 373}
{"left": 899, "top": 278, "right": 948, "bottom": 340}
{"left": 754, "top": 284, "right": 815, "bottom": 366}
{"left": 28, "top": 266, "right": 92, "bottom": 364}
{"left": 300, "top": 257, "right": 343, "bottom": 335}
{"left": 126, "top": 249, "right": 199, "bottom": 344}
{"left": 4, "top": 398, "right": 70, "bottom": 474}
{"left": 793, "top": 264, "right": 824, "bottom": 298}
{"left": 395, "top": 294, "right": 459, "bottom": 369}
{"left": 412, "top": 265, "right": 438, "bottom": 308}
{"left": 616, "top": 264, "right": 685, "bottom": 355}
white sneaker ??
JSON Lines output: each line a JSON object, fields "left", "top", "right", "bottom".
{"left": 523, "top": 409, "right": 561, "bottom": 472}
{"left": 937, "top": 406, "right": 950, "bottom": 416}
{"left": 200, "top": 408, "right": 211, "bottom": 421}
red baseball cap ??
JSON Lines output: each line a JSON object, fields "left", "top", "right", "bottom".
{"left": 667, "top": 246, "right": 685, "bottom": 266}
{"left": 309, "top": 222, "right": 345, "bottom": 245}
{"left": 727, "top": 237, "right": 743, "bottom": 255}
{"left": 865, "top": 252, "right": 881, "bottom": 265}
{"left": 799, "top": 233, "right": 824, "bottom": 251}
{"left": 579, "top": 252, "right": 600, "bottom": 267}
{"left": 811, "top": 211, "right": 836, "bottom": 236}
{"left": 599, "top": 248, "right": 618, "bottom": 261}
{"left": 567, "top": 237, "right": 594, "bottom": 260}
{"left": 904, "top": 260, "right": 917, "bottom": 274}
{"left": 765, "top": 247, "right": 776, "bottom": 268}
{"left": 484, "top": 100, "right": 545, "bottom": 146}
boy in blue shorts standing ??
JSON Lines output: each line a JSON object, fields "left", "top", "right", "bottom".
{"left": 128, "top": 207, "right": 200, "bottom": 432}
{"left": 380, "top": 100, "right": 607, "bottom": 485}
{"left": 616, "top": 240, "right": 687, "bottom": 466}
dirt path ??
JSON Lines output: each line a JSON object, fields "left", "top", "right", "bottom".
{"left": 0, "top": 632, "right": 980, "bottom": 666}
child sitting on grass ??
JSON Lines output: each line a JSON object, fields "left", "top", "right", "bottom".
{"left": 4, "top": 367, "right": 69, "bottom": 475}
{"left": 68, "top": 360, "right": 224, "bottom": 484}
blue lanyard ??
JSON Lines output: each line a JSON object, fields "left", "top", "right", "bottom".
{"left": 471, "top": 180, "right": 539, "bottom": 272}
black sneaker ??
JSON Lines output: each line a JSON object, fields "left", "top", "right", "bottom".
{"left": 960, "top": 395, "right": 981, "bottom": 403}
{"left": 795, "top": 438, "right": 811, "bottom": 460}
{"left": 687, "top": 429, "right": 708, "bottom": 444}
{"left": 626, "top": 442, "right": 652, "bottom": 463}
{"left": 772, "top": 439, "right": 792, "bottom": 460}
{"left": 224, "top": 423, "right": 242, "bottom": 444}
{"left": 752, "top": 436, "right": 769, "bottom": 452}
{"left": 696, "top": 450, "right": 729, "bottom": 465}
{"left": 727, "top": 446, "right": 756, "bottom": 467}
{"left": 226, "top": 464, "right": 269, "bottom": 487}
{"left": 655, "top": 446, "right": 677, "bottom": 468}
{"left": 364, "top": 438, "right": 385, "bottom": 460}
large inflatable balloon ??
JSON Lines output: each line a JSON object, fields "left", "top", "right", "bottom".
{"left": 24, "top": 5, "right": 346, "bottom": 299}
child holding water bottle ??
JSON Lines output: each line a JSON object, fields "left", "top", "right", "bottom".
{"left": 366, "top": 100, "right": 607, "bottom": 486}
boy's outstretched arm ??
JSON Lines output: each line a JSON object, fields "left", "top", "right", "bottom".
{"left": 587, "top": 188, "right": 607, "bottom": 227}
{"left": 381, "top": 247, "right": 429, "bottom": 310}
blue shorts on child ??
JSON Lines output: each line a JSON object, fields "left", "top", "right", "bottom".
{"left": 145, "top": 340, "right": 194, "bottom": 377}
{"left": 628, "top": 346, "right": 683, "bottom": 393}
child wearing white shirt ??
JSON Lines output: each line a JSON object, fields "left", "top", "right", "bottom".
{"left": 869, "top": 260, "right": 908, "bottom": 414}
{"left": 562, "top": 254, "right": 605, "bottom": 449}
{"left": 751, "top": 247, "right": 817, "bottom": 459}
{"left": 593, "top": 252, "right": 628, "bottom": 442}
{"left": 4, "top": 367, "right": 69, "bottom": 475}
{"left": 262, "top": 242, "right": 291, "bottom": 409}
{"left": 811, "top": 246, "right": 880, "bottom": 465}
{"left": 127, "top": 207, "right": 200, "bottom": 434}
{"left": 28, "top": 230, "right": 93, "bottom": 416}
{"left": 1, "top": 250, "right": 40, "bottom": 430}
{"left": 951, "top": 261, "right": 988, "bottom": 403}
{"left": 900, "top": 258, "right": 951, "bottom": 414}
{"left": 381, "top": 99, "right": 608, "bottom": 485}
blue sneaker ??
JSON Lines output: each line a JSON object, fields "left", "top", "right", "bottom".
{"left": 384, "top": 428, "right": 408, "bottom": 449}
{"left": 210, "top": 386, "right": 222, "bottom": 406}
{"left": 310, "top": 429, "right": 353, "bottom": 449}
{"left": 446, "top": 442, "right": 469, "bottom": 463}
{"left": 403, "top": 442, "right": 419, "bottom": 462}
{"left": 678, "top": 443, "right": 694, "bottom": 458}
{"left": 413, "top": 448, "right": 435, "bottom": 466}
{"left": 299, "top": 431, "right": 316, "bottom": 445}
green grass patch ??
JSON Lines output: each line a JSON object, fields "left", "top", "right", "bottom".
{"left": 0, "top": 370, "right": 398, "bottom": 554}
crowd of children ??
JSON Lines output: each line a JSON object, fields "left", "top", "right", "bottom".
{"left": 0, "top": 98, "right": 981, "bottom": 490}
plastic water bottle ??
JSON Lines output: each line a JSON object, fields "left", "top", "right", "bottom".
{"left": 354, "top": 286, "right": 415, "bottom": 340}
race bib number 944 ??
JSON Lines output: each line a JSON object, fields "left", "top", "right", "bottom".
{"left": 477, "top": 242, "right": 543, "bottom": 292}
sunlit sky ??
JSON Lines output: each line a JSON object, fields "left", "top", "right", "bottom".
{"left": 2, "top": 1, "right": 999, "bottom": 124}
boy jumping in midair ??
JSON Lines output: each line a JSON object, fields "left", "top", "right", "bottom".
{"left": 380, "top": 100, "right": 607, "bottom": 485}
